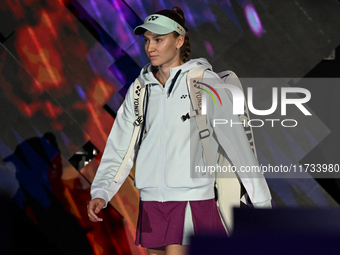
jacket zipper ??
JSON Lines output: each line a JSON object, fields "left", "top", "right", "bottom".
{"left": 158, "top": 70, "right": 181, "bottom": 202}
{"left": 160, "top": 87, "right": 166, "bottom": 202}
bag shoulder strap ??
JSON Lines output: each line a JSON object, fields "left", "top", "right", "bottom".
{"left": 186, "top": 66, "right": 214, "bottom": 167}
{"left": 113, "top": 77, "right": 146, "bottom": 182}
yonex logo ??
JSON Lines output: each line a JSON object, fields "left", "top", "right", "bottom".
{"left": 135, "top": 85, "right": 141, "bottom": 96}
{"left": 148, "top": 16, "right": 159, "bottom": 21}
{"left": 193, "top": 80, "right": 222, "bottom": 107}
{"left": 134, "top": 98, "right": 140, "bottom": 117}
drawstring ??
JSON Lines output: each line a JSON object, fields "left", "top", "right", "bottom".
{"left": 167, "top": 69, "right": 182, "bottom": 97}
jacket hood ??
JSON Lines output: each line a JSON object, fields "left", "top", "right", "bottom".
{"left": 139, "top": 58, "right": 213, "bottom": 85}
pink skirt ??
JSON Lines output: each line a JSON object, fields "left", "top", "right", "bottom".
{"left": 135, "top": 198, "right": 226, "bottom": 248}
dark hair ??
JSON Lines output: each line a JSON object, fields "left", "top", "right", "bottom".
{"left": 156, "top": 7, "right": 191, "bottom": 62}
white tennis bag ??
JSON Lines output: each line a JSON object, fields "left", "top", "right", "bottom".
{"left": 186, "top": 67, "right": 260, "bottom": 235}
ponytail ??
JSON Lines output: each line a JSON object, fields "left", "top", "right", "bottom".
{"left": 172, "top": 7, "right": 191, "bottom": 62}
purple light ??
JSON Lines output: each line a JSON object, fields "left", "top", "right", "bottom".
{"left": 184, "top": 4, "right": 195, "bottom": 29}
{"left": 204, "top": 41, "right": 214, "bottom": 57}
{"left": 75, "top": 84, "right": 87, "bottom": 102}
{"left": 244, "top": 3, "right": 264, "bottom": 38}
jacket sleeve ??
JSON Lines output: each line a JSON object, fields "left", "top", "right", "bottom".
{"left": 203, "top": 70, "right": 272, "bottom": 208}
{"left": 90, "top": 81, "right": 136, "bottom": 208}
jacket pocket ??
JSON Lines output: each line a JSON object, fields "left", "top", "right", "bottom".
{"left": 134, "top": 168, "right": 159, "bottom": 189}
{"left": 164, "top": 164, "right": 212, "bottom": 188}
{"left": 134, "top": 156, "right": 159, "bottom": 189}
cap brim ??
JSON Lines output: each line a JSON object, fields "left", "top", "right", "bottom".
{"left": 134, "top": 23, "right": 174, "bottom": 35}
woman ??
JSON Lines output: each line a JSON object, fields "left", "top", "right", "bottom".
{"left": 87, "top": 7, "right": 271, "bottom": 255}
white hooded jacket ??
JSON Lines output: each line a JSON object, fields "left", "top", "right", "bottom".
{"left": 91, "top": 58, "right": 272, "bottom": 207}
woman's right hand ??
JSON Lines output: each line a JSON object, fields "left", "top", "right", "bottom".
{"left": 87, "top": 198, "right": 106, "bottom": 222}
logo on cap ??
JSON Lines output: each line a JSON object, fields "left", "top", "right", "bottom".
{"left": 177, "top": 26, "right": 183, "bottom": 32}
{"left": 148, "top": 16, "right": 159, "bottom": 21}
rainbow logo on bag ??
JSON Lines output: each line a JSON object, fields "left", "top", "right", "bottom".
{"left": 194, "top": 81, "right": 222, "bottom": 106}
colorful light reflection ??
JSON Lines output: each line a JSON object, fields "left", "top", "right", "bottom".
{"left": 244, "top": 3, "right": 264, "bottom": 38}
